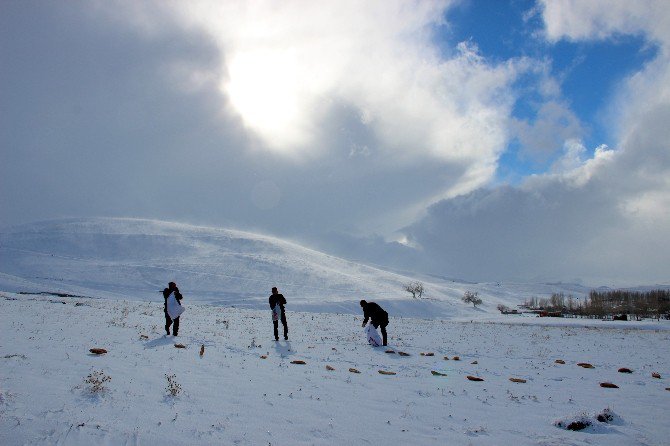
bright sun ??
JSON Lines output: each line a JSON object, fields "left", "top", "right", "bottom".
{"left": 225, "top": 49, "right": 310, "bottom": 153}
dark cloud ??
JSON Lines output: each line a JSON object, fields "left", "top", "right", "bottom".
{"left": 0, "top": 2, "right": 476, "bottom": 241}
{"left": 397, "top": 103, "right": 670, "bottom": 286}
{"left": 0, "top": 1, "right": 239, "bottom": 223}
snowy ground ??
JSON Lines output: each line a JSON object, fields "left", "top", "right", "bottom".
{"left": 2, "top": 292, "right": 669, "bottom": 445}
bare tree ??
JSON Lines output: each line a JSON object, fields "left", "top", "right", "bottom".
{"left": 462, "top": 291, "right": 482, "bottom": 307}
{"left": 550, "top": 293, "right": 565, "bottom": 311}
{"left": 403, "top": 281, "right": 425, "bottom": 299}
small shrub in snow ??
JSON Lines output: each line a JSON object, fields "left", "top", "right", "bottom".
{"left": 84, "top": 370, "right": 111, "bottom": 393}
{"left": 403, "top": 281, "right": 424, "bottom": 299}
{"left": 216, "top": 319, "right": 229, "bottom": 329}
{"left": 555, "top": 408, "right": 619, "bottom": 431}
{"left": 165, "top": 373, "right": 182, "bottom": 397}
{"left": 597, "top": 408, "right": 615, "bottom": 423}
{"left": 462, "top": 291, "right": 482, "bottom": 307}
{"left": 554, "top": 412, "right": 592, "bottom": 431}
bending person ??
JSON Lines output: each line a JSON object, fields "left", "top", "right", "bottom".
{"left": 360, "top": 299, "right": 389, "bottom": 346}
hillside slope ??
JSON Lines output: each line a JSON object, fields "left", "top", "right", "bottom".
{"left": 0, "top": 218, "right": 596, "bottom": 318}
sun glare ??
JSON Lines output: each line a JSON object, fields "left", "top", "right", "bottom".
{"left": 225, "top": 49, "right": 308, "bottom": 152}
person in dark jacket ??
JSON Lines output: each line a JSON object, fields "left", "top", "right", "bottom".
{"left": 163, "top": 281, "right": 183, "bottom": 336}
{"left": 269, "top": 286, "right": 288, "bottom": 341}
{"left": 360, "top": 300, "right": 389, "bottom": 346}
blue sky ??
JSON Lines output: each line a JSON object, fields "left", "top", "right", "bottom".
{"left": 1, "top": 0, "right": 669, "bottom": 286}
{"left": 441, "top": 0, "right": 658, "bottom": 180}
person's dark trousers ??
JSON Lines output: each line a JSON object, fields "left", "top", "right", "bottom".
{"left": 165, "top": 310, "right": 180, "bottom": 336}
{"left": 273, "top": 314, "right": 288, "bottom": 340}
{"left": 373, "top": 321, "right": 388, "bottom": 346}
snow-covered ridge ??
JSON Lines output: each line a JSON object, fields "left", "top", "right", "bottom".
{"left": 0, "top": 217, "right": 612, "bottom": 318}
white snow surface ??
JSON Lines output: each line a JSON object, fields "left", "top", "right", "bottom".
{"left": 1, "top": 218, "right": 669, "bottom": 444}
{"left": 1, "top": 293, "right": 668, "bottom": 445}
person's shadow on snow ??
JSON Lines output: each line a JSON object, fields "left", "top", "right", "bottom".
{"left": 144, "top": 335, "right": 176, "bottom": 349}
{"left": 273, "top": 340, "right": 295, "bottom": 357}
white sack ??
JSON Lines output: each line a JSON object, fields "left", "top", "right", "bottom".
{"left": 167, "top": 294, "right": 185, "bottom": 320}
{"left": 272, "top": 305, "right": 282, "bottom": 321}
{"left": 365, "top": 324, "right": 382, "bottom": 347}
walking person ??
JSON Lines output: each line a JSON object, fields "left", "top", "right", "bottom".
{"left": 360, "top": 300, "right": 389, "bottom": 346}
{"left": 163, "top": 282, "right": 184, "bottom": 336}
{"left": 269, "top": 286, "right": 288, "bottom": 341}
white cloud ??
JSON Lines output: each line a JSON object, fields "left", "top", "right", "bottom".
{"left": 2, "top": 1, "right": 528, "bottom": 238}
{"left": 540, "top": 0, "right": 670, "bottom": 45}
{"left": 512, "top": 100, "right": 585, "bottom": 163}
{"left": 394, "top": 1, "right": 670, "bottom": 285}
{"left": 104, "top": 0, "right": 529, "bottom": 233}
{"left": 163, "top": 1, "right": 517, "bottom": 171}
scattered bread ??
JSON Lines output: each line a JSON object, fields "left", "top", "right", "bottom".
{"left": 466, "top": 375, "right": 484, "bottom": 381}
{"left": 600, "top": 382, "right": 619, "bottom": 388}
{"left": 290, "top": 360, "right": 306, "bottom": 365}
{"left": 89, "top": 348, "right": 107, "bottom": 355}
{"left": 378, "top": 370, "right": 396, "bottom": 375}
{"left": 509, "top": 378, "right": 526, "bottom": 383}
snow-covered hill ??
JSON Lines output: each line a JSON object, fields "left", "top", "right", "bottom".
{"left": 2, "top": 219, "right": 669, "bottom": 445}
{"left": 0, "top": 217, "right": 611, "bottom": 319}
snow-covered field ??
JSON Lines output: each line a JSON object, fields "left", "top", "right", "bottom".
{"left": 1, "top": 292, "right": 669, "bottom": 445}
{"left": 1, "top": 218, "right": 669, "bottom": 445}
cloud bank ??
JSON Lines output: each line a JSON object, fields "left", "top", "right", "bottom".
{"left": 1, "top": 1, "right": 522, "bottom": 234}
{"left": 398, "top": 0, "right": 670, "bottom": 285}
